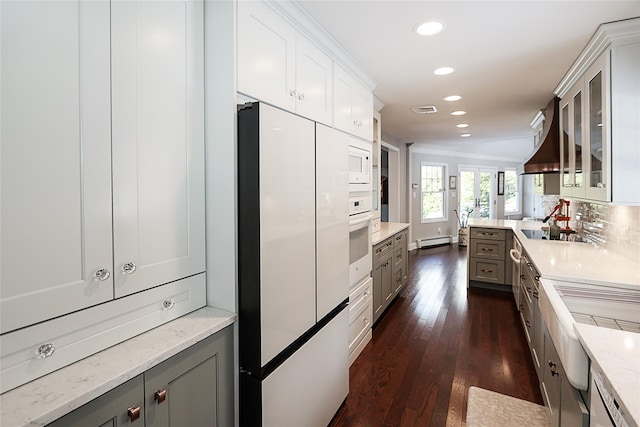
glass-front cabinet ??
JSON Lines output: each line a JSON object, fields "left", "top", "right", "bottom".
{"left": 556, "top": 18, "right": 639, "bottom": 205}
{"left": 559, "top": 83, "right": 585, "bottom": 199}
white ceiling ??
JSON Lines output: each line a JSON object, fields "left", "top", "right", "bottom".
{"left": 297, "top": 1, "right": 640, "bottom": 162}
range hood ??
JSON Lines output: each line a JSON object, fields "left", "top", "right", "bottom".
{"left": 523, "top": 97, "right": 561, "bottom": 174}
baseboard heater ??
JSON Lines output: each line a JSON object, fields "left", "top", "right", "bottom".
{"left": 417, "top": 235, "right": 452, "bottom": 249}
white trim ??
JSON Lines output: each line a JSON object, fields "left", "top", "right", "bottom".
{"left": 555, "top": 18, "right": 640, "bottom": 98}
{"left": 419, "top": 162, "right": 448, "bottom": 224}
{"left": 373, "top": 95, "right": 385, "bottom": 113}
{"left": 410, "top": 145, "right": 523, "bottom": 162}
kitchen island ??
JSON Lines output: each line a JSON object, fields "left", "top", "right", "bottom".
{"left": 468, "top": 218, "right": 640, "bottom": 426}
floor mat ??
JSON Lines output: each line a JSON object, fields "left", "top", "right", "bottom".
{"left": 466, "top": 386, "right": 550, "bottom": 427}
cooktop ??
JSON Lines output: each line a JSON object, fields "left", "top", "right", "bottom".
{"left": 521, "top": 229, "right": 586, "bottom": 242}
{"left": 521, "top": 229, "right": 552, "bottom": 239}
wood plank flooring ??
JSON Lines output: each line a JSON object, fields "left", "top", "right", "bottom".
{"left": 330, "top": 244, "right": 543, "bottom": 427}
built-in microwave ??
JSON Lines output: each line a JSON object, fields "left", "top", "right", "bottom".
{"left": 348, "top": 139, "right": 372, "bottom": 191}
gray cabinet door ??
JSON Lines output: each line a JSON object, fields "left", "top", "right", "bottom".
{"left": 47, "top": 375, "right": 144, "bottom": 427}
{"left": 373, "top": 260, "right": 384, "bottom": 322}
{"left": 145, "top": 326, "right": 233, "bottom": 427}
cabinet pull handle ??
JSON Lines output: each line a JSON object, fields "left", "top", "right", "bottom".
{"left": 128, "top": 406, "right": 141, "bottom": 422}
{"left": 480, "top": 269, "right": 493, "bottom": 273}
{"left": 550, "top": 369, "right": 559, "bottom": 377}
{"left": 532, "top": 290, "right": 539, "bottom": 299}
{"left": 37, "top": 343, "right": 56, "bottom": 359}
{"left": 122, "top": 262, "right": 136, "bottom": 275}
{"left": 155, "top": 389, "right": 167, "bottom": 403}
{"left": 93, "top": 268, "right": 111, "bottom": 281}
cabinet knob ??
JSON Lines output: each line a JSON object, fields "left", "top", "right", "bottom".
{"left": 122, "top": 262, "right": 137, "bottom": 275}
{"left": 289, "top": 89, "right": 297, "bottom": 97}
{"left": 525, "top": 320, "right": 531, "bottom": 328}
{"left": 37, "top": 343, "right": 56, "bottom": 359}
{"left": 162, "top": 299, "right": 175, "bottom": 310}
{"left": 297, "top": 93, "right": 305, "bottom": 101}
{"left": 548, "top": 360, "right": 557, "bottom": 369}
{"left": 155, "top": 389, "right": 167, "bottom": 403}
{"left": 93, "top": 268, "right": 111, "bottom": 281}
{"left": 128, "top": 406, "right": 141, "bottom": 422}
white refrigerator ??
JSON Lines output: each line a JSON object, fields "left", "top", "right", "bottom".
{"left": 238, "top": 102, "right": 349, "bottom": 426}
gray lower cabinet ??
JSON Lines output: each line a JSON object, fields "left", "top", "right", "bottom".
{"left": 48, "top": 326, "right": 233, "bottom": 427}
{"left": 540, "top": 323, "right": 589, "bottom": 427}
{"left": 372, "top": 229, "right": 408, "bottom": 324}
{"left": 467, "top": 227, "right": 512, "bottom": 286}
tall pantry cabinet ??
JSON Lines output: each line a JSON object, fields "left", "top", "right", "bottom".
{"left": 1, "top": 1, "right": 206, "bottom": 392}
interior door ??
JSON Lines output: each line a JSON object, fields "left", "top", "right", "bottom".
{"left": 459, "top": 167, "right": 496, "bottom": 219}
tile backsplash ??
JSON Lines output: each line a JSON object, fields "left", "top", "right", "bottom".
{"left": 570, "top": 201, "right": 640, "bottom": 263}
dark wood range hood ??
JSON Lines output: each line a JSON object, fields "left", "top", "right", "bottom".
{"left": 523, "top": 97, "right": 561, "bottom": 174}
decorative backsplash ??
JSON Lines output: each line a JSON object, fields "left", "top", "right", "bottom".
{"left": 569, "top": 201, "right": 640, "bottom": 263}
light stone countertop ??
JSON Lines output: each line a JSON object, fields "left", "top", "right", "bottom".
{"left": 0, "top": 307, "right": 235, "bottom": 427}
{"left": 372, "top": 222, "right": 410, "bottom": 246}
{"left": 468, "top": 218, "right": 640, "bottom": 425}
{"left": 575, "top": 324, "right": 640, "bottom": 424}
{"left": 467, "top": 218, "right": 640, "bottom": 288}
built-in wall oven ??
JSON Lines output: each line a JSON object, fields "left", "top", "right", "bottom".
{"left": 349, "top": 201, "right": 372, "bottom": 288}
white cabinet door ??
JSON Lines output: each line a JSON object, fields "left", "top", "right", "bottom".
{"left": 259, "top": 105, "right": 316, "bottom": 366}
{"left": 237, "top": 0, "right": 296, "bottom": 111}
{"left": 295, "top": 38, "right": 333, "bottom": 126}
{"left": 333, "top": 64, "right": 373, "bottom": 141}
{"left": 0, "top": 1, "right": 113, "bottom": 333}
{"left": 111, "top": 1, "right": 205, "bottom": 298}
{"left": 315, "top": 125, "right": 349, "bottom": 320}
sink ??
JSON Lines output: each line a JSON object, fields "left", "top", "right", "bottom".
{"left": 538, "top": 279, "right": 640, "bottom": 390}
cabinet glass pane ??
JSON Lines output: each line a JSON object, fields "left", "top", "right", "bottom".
{"left": 561, "top": 104, "right": 570, "bottom": 186}
{"left": 573, "top": 91, "right": 583, "bottom": 188}
{"left": 589, "top": 71, "right": 603, "bottom": 188}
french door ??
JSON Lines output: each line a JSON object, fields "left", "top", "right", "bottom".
{"left": 459, "top": 167, "right": 496, "bottom": 219}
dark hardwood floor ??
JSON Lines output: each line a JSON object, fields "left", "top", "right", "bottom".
{"left": 330, "top": 244, "right": 543, "bottom": 427}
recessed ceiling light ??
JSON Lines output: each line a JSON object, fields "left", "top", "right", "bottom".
{"left": 444, "top": 95, "right": 462, "bottom": 102}
{"left": 451, "top": 110, "right": 466, "bottom": 116}
{"left": 456, "top": 123, "right": 469, "bottom": 128}
{"left": 415, "top": 21, "right": 444, "bottom": 36}
{"left": 460, "top": 133, "right": 471, "bottom": 137}
{"left": 433, "top": 67, "right": 454, "bottom": 76}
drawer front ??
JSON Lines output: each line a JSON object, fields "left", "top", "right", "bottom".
{"left": 520, "top": 300, "right": 533, "bottom": 343}
{"left": 349, "top": 295, "right": 372, "bottom": 351}
{"left": 393, "top": 268, "right": 403, "bottom": 293}
{"left": 393, "top": 231, "right": 406, "bottom": 248}
{"left": 469, "top": 258, "right": 505, "bottom": 284}
{"left": 394, "top": 246, "right": 403, "bottom": 265}
{"left": 0, "top": 274, "right": 206, "bottom": 393}
{"left": 469, "top": 239, "right": 505, "bottom": 260}
{"left": 470, "top": 227, "right": 505, "bottom": 241}
{"left": 373, "top": 238, "right": 393, "bottom": 263}
{"left": 349, "top": 277, "right": 372, "bottom": 317}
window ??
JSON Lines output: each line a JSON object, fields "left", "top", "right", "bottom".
{"left": 421, "top": 163, "right": 447, "bottom": 222}
{"left": 504, "top": 169, "right": 521, "bottom": 215}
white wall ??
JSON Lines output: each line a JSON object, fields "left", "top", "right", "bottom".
{"left": 408, "top": 147, "right": 521, "bottom": 247}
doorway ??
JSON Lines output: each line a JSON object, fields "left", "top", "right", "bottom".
{"left": 381, "top": 143, "right": 400, "bottom": 222}
{"left": 458, "top": 166, "right": 496, "bottom": 219}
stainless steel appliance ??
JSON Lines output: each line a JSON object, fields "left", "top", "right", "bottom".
{"left": 237, "top": 102, "right": 348, "bottom": 426}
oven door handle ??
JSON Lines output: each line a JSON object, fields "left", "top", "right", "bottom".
{"left": 349, "top": 214, "right": 373, "bottom": 231}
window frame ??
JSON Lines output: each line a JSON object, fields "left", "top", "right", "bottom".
{"left": 503, "top": 168, "right": 521, "bottom": 216}
{"left": 420, "top": 162, "right": 448, "bottom": 223}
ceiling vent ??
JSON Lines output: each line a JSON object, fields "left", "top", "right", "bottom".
{"left": 412, "top": 105, "right": 437, "bottom": 114}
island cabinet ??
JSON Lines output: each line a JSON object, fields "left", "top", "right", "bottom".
{"left": 1, "top": 0, "right": 206, "bottom": 392}
{"left": 467, "top": 227, "right": 512, "bottom": 287}
{"left": 372, "top": 228, "right": 408, "bottom": 324}
{"left": 237, "top": 0, "right": 333, "bottom": 126}
{"left": 540, "top": 323, "right": 589, "bottom": 427}
{"left": 557, "top": 18, "right": 640, "bottom": 204}
{"left": 47, "top": 327, "right": 234, "bottom": 427}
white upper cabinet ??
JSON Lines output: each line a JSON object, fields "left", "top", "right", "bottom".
{"left": 556, "top": 18, "right": 640, "bottom": 205}
{"left": 237, "top": 1, "right": 333, "bottom": 125}
{"left": 111, "top": 1, "right": 205, "bottom": 297}
{"left": 333, "top": 64, "right": 373, "bottom": 141}
{"left": 1, "top": 1, "right": 113, "bottom": 333}
{"left": 0, "top": 0, "right": 205, "bottom": 332}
